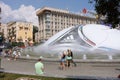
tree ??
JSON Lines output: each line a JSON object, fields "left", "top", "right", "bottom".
{"left": 0, "top": 32, "right": 4, "bottom": 44}
{"left": 90, "top": 0, "right": 120, "bottom": 28}
{"left": 33, "top": 26, "right": 38, "bottom": 42}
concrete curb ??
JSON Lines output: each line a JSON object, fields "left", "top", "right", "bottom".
{"left": 18, "top": 56, "right": 120, "bottom": 63}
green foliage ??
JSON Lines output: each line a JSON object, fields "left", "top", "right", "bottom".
{"left": 17, "top": 42, "right": 24, "bottom": 47}
{"left": 0, "top": 32, "right": 4, "bottom": 43}
{"left": 11, "top": 42, "right": 24, "bottom": 47}
{"left": 33, "top": 42, "right": 39, "bottom": 46}
{"left": 11, "top": 42, "right": 18, "bottom": 47}
{"left": 33, "top": 26, "right": 38, "bottom": 34}
{"left": 0, "top": 73, "right": 72, "bottom": 80}
{"left": 33, "top": 26, "right": 38, "bottom": 42}
{"left": 90, "top": 0, "right": 120, "bottom": 28}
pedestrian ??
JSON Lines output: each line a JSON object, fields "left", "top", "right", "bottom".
{"left": 66, "top": 49, "right": 76, "bottom": 67}
{"left": 12, "top": 50, "right": 17, "bottom": 60}
{"left": 4, "top": 50, "right": 9, "bottom": 58}
{"left": 66, "top": 49, "right": 72, "bottom": 68}
{"left": 14, "top": 51, "right": 21, "bottom": 61}
{"left": 59, "top": 51, "right": 67, "bottom": 70}
{"left": 0, "top": 48, "right": 2, "bottom": 56}
{"left": 118, "top": 74, "right": 120, "bottom": 78}
{"left": 7, "top": 49, "right": 12, "bottom": 60}
{"left": 35, "top": 56, "right": 44, "bottom": 75}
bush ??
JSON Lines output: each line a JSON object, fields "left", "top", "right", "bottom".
{"left": 11, "top": 42, "right": 18, "bottom": 47}
{"left": 17, "top": 42, "right": 24, "bottom": 47}
{"left": 11, "top": 42, "right": 25, "bottom": 47}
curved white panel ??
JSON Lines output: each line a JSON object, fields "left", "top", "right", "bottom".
{"left": 34, "top": 24, "right": 120, "bottom": 56}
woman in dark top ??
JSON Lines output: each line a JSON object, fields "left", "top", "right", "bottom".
{"left": 67, "top": 49, "right": 76, "bottom": 67}
{"left": 60, "top": 51, "right": 67, "bottom": 70}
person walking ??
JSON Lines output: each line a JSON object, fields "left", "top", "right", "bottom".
{"left": 59, "top": 51, "right": 67, "bottom": 70}
{"left": 66, "top": 49, "right": 76, "bottom": 67}
{"left": 0, "top": 48, "right": 2, "bottom": 56}
{"left": 35, "top": 56, "right": 44, "bottom": 75}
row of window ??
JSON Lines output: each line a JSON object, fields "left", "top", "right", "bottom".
{"left": 45, "top": 17, "right": 95, "bottom": 24}
{"left": 19, "top": 27, "right": 30, "bottom": 30}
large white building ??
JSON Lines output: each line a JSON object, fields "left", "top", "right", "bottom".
{"left": 36, "top": 7, "right": 97, "bottom": 42}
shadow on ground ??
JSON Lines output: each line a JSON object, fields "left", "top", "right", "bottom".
{"left": 66, "top": 75, "right": 120, "bottom": 80}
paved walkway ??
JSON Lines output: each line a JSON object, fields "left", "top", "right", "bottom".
{"left": 1, "top": 57, "right": 120, "bottom": 80}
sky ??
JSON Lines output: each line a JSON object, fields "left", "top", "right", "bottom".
{"left": 0, "top": 0, "right": 95, "bottom": 26}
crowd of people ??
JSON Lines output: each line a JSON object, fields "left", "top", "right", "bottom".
{"left": 0, "top": 47, "right": 22, "bottom": 61}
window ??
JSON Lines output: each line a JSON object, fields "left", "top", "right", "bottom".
{"left": 19, "top": 27, "right": 23, "bottom": 30}
{"left": 25, "top": 32, "right": 27, "bottom": 35}
{"left": 45, "top": 29, "right": 50, "bottom": 32}
{"left": 24, "top": 27, "right": 28, "bottom": 30}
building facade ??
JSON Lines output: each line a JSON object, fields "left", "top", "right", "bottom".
{"left": 36, "top": 7, "right": 97, "bottom": 42}
{"left": 7, "top": 21, "right": 33, "bottom": 42}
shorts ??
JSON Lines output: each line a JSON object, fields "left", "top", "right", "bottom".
{"left": 60, "top": 58, "right": 66, "bottom": 62}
